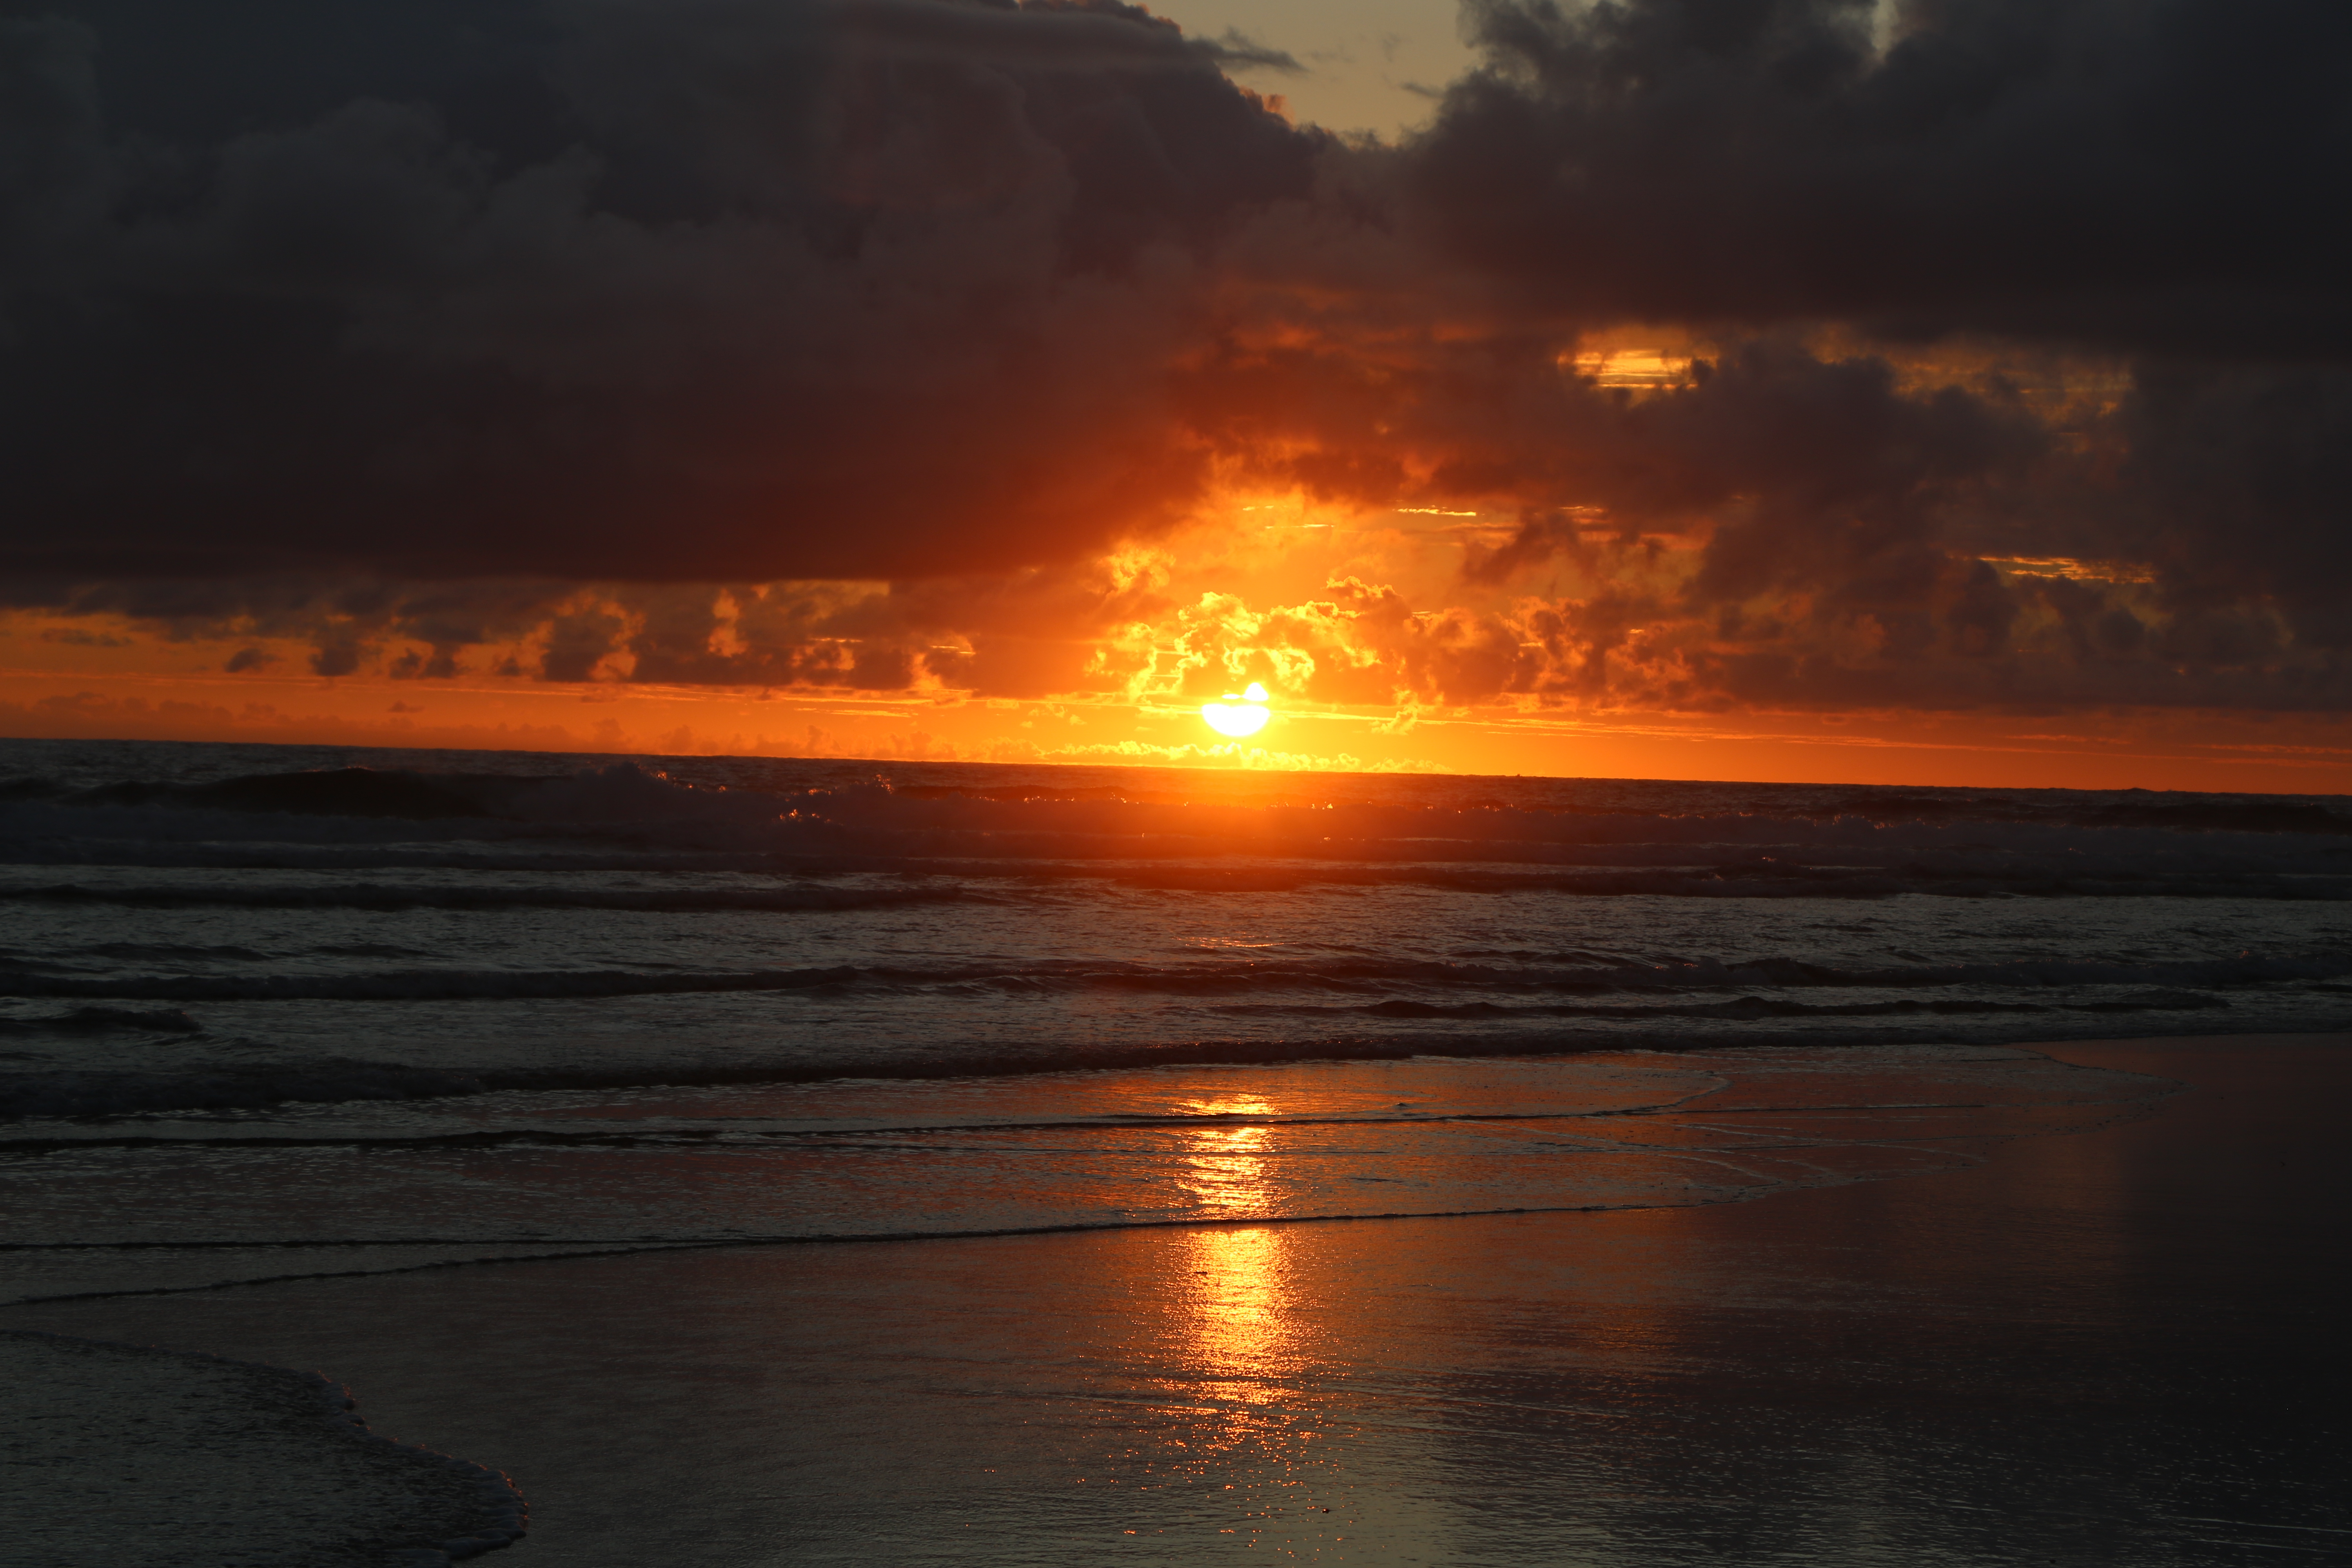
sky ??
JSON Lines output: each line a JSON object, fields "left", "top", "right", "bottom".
{"left": 3, "top": 0, "right": 2351, "bottom": 790}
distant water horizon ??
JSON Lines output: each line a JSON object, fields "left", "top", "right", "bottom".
{"left": 0, "top": 730, "right": 2345, "bottom": 1283}
{"left": 4, "top": 733, "right": 2350, "bottom": 1117}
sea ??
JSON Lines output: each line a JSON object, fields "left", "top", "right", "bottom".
{"left": 4, "top": 734, "right": 2350, "bottom": 1305}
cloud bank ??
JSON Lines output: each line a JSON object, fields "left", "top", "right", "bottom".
{"left": 4, "top": 0, "right": 2350, "bottom": 722}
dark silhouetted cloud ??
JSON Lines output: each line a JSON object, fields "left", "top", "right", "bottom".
{"left": 1414, "top": 0, "right": 2352, "bottom": 358}
{"left": 0, "top": 0, "right": 1316, "bottom": 582}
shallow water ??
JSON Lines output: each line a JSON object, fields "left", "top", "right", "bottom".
{"left": 14, "top": 1039, "right": 2346, "bottom": 1566}
{"left": 0, "top": 1043, "right": 2174, "bottom": 1298}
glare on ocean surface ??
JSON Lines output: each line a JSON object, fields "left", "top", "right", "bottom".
{"left": 1201, "top": 683, "right": 1271, "bottom": 737}
{"left": 1178, "top": 1093, "right": 1280, "bottom": 1214}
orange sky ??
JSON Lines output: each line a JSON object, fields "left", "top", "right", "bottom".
{"left": 8, "top": 2, "right": 2348, "bottom": 796}
{"left": 9, "top": 492, "right": 2351, "bottom": 794}
{"left": 9, "top": 339, "right": 2347, "bottom": 793}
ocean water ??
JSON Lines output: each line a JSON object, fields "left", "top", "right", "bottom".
{"left": 3, "top": 735, "right": 2348, "bottom": 1303}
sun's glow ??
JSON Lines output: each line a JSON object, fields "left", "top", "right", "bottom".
{"left": 1200, "top": 682, "right": 1270, "bottom": 737}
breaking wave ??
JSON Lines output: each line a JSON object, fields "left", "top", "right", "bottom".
{"left": 0, "top": 950, "right": 2339, "bottom": 1005}
{"left": 0, "top": 1060, "right": 489, "bottom": 1120}
{"left": 0, "top": 883, "right": 988, "bottom": 914}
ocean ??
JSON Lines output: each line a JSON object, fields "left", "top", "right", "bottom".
{"left": 4, "top": 735, "right": 2350, "bottom": 1563}
{"left": 3, "top": 734, "right": 2347, "bottom": 1285}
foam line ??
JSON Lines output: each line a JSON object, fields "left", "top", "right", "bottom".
{"left": 0, "top": 1018, "right": 2292, "bottom": 1121}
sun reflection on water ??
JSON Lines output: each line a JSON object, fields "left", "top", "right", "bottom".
{"left": 1178, "top": 1094, "right": 1279, "bottom": 1215}
{"left": 1171, "top": 1096, "right": 1309, "bottom": 1404}
{"left": 1180, "top": 1226, "right": 1298, "bottom": 1401}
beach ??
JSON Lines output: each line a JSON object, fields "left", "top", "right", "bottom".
{"left": 11, "top": 0, "right": 2352, "bottom": 1556}
{"left": 9, "top": 1033, "right": 2346, "bottom": 1565}
{"left": 5, "top": 740, "right": 2351, "bottom": 1562}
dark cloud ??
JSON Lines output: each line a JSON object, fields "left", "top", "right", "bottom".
{"left": 832, "top": 0, "right": 1299, "bottom": 71}
{"left": 0, "top": 0, "right": 1316, "bottom": 583}
{"left": 5, "top": 0, "right": 2351, "bottom": 722}
{"left": 2112, "top": 364, "right": 2352, "bottom": 651}
{"left": 1414, "top": 0, "right": 2352, "bottom": 358}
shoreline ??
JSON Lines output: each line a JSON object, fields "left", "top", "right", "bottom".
{"left": 7, "top": 1031, "right": 2345, "bottom": 1563}
{"left": 3, "top": 1031, "right": 2191, "bottom": 1307}
{"left": 9, "top": 1009, "right": 2325, "bottom": 1125}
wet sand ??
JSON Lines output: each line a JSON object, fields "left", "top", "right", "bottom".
{"left": 9, "top": 1035, "right": 2348, "bottom": 1565}
{"left": 0, "top": 1330, "right": 521, "bottom": 1566}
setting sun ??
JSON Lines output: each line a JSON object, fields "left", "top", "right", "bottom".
{"left": 4, "top": 3, "right": 2351, "bottom": 1566}
{"left": 1201, "top": 683, "right": 1271, "bottom": 738}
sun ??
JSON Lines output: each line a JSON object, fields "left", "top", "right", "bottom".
{"left": 1201, "top": 682, "right": 1271, "bottom": 738}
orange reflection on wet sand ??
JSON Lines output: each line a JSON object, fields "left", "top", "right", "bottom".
{"left": 1178, "top": 1226, "right": 1299, "bottom": 1402}
{"left": 15, "top": 1042, "right": 2341, "bottom": 1565}
{"left": 1158, "top": 1098, "right": 1323, "bottom": 1470}
{"left": 1159, "top": 1219, "right": 1339, "bottom": 1533}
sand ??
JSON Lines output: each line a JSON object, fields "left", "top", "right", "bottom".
{"left": 5, "top": 1035, "right": 2347, "bottom": 1565}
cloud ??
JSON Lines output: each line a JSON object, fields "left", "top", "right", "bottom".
{"left": 2108, "top": 365, "right": 2352, "bottom": 653}
{"left": 0, "top": 0, "right": 1317, "bottom": 583}
{"left": 1412, "top": 0, "right": 2352, "bottom": 358}
{"left": 5, "top": 0, "right": 2352, "bottom": 726}
{"left": 831, "top": 0, "right": 1301, "bottom": 73}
